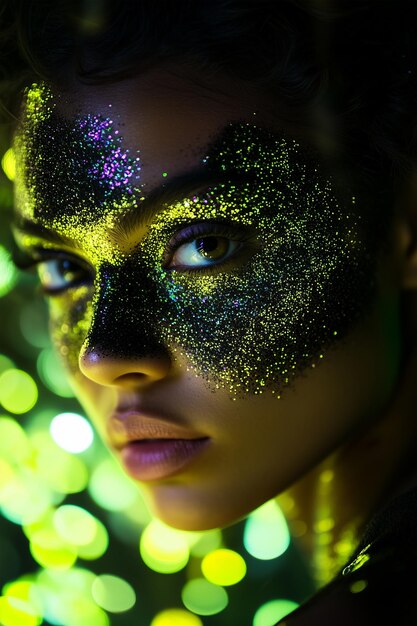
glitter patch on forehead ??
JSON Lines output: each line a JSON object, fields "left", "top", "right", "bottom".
{"left": 14, "top": 82, "right": 142, "bottom": 262}
{"left": 77, "top": 114, "right": 140, "bottom": 195}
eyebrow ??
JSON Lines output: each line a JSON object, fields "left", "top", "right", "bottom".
{"left": 13, "top": 168, "right": 257, "bottom": 245}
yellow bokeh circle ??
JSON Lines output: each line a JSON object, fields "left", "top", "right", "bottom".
{"left": 53, "top": 505, "right": 98, "bottom": 546}
{"left": 29, "top": 532, "right": 77, "bottom": 570}
{"left": 0, "top": 417, "right": 31, "bottom": 464}
{"left": 1, "top": 148, "right": 16, "bottom": 181}
{"left": 201, "top": 549, "right": 247, "bottom": 586}
{"left": 0, "top": 370, "right": 38, "bottom": 414}
{"left": 150, "top": 608, "right": 203, "bottom": 626}
{"left": 0, "top": 596, "right": 42, "bottom": 626}
{"left": 140, "top": 520, "right": 190, "bottom": 574}
{"left": 76, "top": 520, "right": 109, "bottom": 560}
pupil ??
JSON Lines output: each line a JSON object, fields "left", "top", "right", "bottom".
{"left": 196, "top": 236, "right": 228, "bottom": 259}
{"left": 59, "top": 259, "right": 76, "bottom": 278}
{"left": 198, "top": 237, "right": 218, "bottom": 254}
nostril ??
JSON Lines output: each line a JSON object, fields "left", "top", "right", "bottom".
{"left": 78, "top": 345, "right": 173, "bottom": 388}
{"left": 114, "top": 372, "right": 148, "bottom": 386}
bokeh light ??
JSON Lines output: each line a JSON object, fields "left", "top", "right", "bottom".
{"left": 19, "top": 303, "right": 50, "bottom": 349}
{"left": 29, "top": 531, "right": 78, "bottom": 570}
{"left": 0, "top": 416, "right": 32, "bottom": 464}
{"left": 35, "top": 443, "right": 89, "bottom": 494}
{"left": 350, "top": 579, "right": 368, "bottom": 593}
{"left": 181, "top": 579, "right": 228, "bottom": 616}
{"left": 244, "top": 500, "right": 290, "bottom": 560}
{"left": 23, "top": 509, "right": 57, "bottom": 542}
{"left": 25, "top": 511, "right": 83, "bottom": 570}
{"left": 88, "top": 456, "right": 139, "bottom": 511}
{"left": 1, "top": 147, "right": 16, "bottom": 181}
{"left": 0, "top": 369, "right": 38, "bottom": 414}
{"left": 37, "top": 349, "right": 74, "bottom": 397}
{"left": 76, "top": 518, "right": 109, "bottom": 560}
{"left": 91, "top": 574, "right": 136, "bottom": 613}
{"left": 150, "top": 608, "right": 204, "bottom": 626}
{"left": 2, "top": 578, "right": 43, "bottom": 625}
{"left": 52, "top": 504, "right": 109, "bottom": 560}
{"left": 0, "top": 354, "right": 14, "bottom": 374}
{"left": 202, "top": 549, "right": 247, "bottom": 586}
{"left": 0, "top": 596, "right": 42, "bottom": 626}
{"left": 3, "top": 579, "right": 38, "bottom": 604}
{"left": 50, "top": 412, "right": 94, "bottom": 453}
{"left": 252, "top": 599, "right": 299, "bottom": 626}
{"left": 35, "top": 568, "right": 109, "bottom": 626}
{"left": 140, "top": 520, "right": 190, "bottom": 574}
{"left": 53, "top": 505, "right": 99, "bottom": 546}
{"left": 59, "top": 599, "right": 110, "bottom": 626}
{"left": 0, "top": 473, "right": 52, "bottom": 525}
{"left": 0, "top": 457, "right": 15, "bottom": 490}
{"left": 0, "top": 245, "right": 17, "bottom": 297}
{"left": 24, "top": 505, "right": 109, "bottom": 565}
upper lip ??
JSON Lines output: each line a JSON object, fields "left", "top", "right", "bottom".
{"left": 107, "top": 406, "right": 208, "bottom": 449}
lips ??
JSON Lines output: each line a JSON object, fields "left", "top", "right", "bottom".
{"left": 107, "top": 409, "right": 210, "bottom": 481}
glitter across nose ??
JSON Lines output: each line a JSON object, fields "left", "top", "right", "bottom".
{"left": 82, "top": 261, "right": 172, "bottom": 363}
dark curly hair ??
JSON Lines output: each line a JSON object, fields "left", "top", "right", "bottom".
{"left": 1, "top": 0, "right": 417, "bottom": 221}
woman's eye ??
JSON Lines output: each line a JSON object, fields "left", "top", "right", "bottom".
{"left": 169, "top": 236, "right": 241, "bottom": 269}
{"left": 36, "top": 258, "right": 91, "bottom": 293}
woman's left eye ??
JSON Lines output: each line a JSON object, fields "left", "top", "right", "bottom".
{"left": 163, "top": 221, "right": 258, "bottom": 272}
{"left": 169, "top": 235, "right": 240, "bottom": 269}
{"left": 37, "top": 258, "right": 91, "bottom": 293}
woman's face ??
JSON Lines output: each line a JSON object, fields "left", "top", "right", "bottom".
{"left": 13, "top": 69, "right": 403, "bottom": 530}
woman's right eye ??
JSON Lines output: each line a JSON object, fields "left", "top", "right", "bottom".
{"left": 36, "top": 258, "right": 92, "bottom": 294}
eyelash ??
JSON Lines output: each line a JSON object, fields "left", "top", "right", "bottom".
{"left": 14, "top": 249, "right": 94, "bottom": 295}
{"left": 162, "top": 221, "right": 257, "bottom": 274}
{"left": 15, "top": 220, "right": 258, "bottom": 294}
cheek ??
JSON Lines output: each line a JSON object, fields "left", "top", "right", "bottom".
{"left": 48, "top": 287, "right": 93, "bottom": 373}
{"left": 160, "top": 209, "right": 377, "bottom": 399}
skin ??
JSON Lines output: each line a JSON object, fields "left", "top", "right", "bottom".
{"left": 13, "top": 67, "right": 417, "bottom": 585}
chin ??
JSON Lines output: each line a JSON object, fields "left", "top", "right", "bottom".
{"left": 140, "top": 482, "right": 248, "bottom": 532}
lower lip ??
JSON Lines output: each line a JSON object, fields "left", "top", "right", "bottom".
{"left": 119, "top": 438, "right": 210, "bottom": 481}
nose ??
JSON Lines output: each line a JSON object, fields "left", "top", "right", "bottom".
{"left": 78, "top": 261, "right": 173, "bottom": 389}
{"left": 79, "top": 344, "right": 173, "bottom": 389}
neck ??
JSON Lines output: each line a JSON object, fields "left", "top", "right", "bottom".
{"left": 278, "top": 348, "right": 417, "bottom": 588}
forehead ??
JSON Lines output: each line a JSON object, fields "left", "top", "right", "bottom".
{"left": 24, "top": 70, "right": 286, "bottom": 187}
{"left": 13, "top": 71, "right": 321, "bottom": 230}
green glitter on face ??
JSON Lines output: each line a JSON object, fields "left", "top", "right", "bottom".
{"left": 13, "top": 85, "right": 377, "bottom": 398}
{"left": 139, "top": 132, "right": 374, "bottom": 397}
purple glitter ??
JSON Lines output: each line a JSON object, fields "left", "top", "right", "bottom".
{"left": 78, "top": 115, "right": 141, "bottom": 195}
